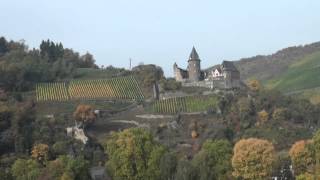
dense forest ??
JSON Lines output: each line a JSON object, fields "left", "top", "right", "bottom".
{"left": 0, "top": 37, "right": 97, "bottom": 91}
{"left": 1, "top": 37, "right": 320, "bottom": 180}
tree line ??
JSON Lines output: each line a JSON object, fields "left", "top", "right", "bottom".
{"left": 0, "top": 37, "right": 97, "bottom": 91}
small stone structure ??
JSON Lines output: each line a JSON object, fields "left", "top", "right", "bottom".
{"left": 173, "top": 47, "right": 241, "bottom": 89}
{"left": 66, "top": 127, "right": 88, "bottom": 144}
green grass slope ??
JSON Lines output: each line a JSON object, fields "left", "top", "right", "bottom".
{"left": 265, "top": 51, "right": 320, "bottom": 93}
{"left": 74, "top": 68, "right": 129, "bottom": 80}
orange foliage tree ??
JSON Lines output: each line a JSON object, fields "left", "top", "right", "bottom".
{"left": 232, "top": 138, "right": 275, "bottom": 180}
{"left": 289, "top": 140, "right": 313, "bottom": 176}
{"left": 247, "top": 79, "right": 262, "bottom": 92}
{"left": 73, "top": 104, "right": 96, "bottom": 127}
{"left": 31, "top": 143, "right": 49, "bottom": 164}
{"left": 256, "top": 110, "right": 269, "bottom": 126}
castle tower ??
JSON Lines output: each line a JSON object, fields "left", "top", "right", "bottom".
{"left": 187, "top": 47, "right": 201, "bottom": 82}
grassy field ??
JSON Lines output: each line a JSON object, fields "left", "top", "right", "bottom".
{"left": 74, "top": 68, "right": 130, "bottom": 80}
{"left": 265, "top": 52, "right": 320, "bottom": 102}
{"left": 36, "top": 100, "right": 133, "bottom": 117}
{"left": 152, "top": 95, "right": 219, "bottom": 114}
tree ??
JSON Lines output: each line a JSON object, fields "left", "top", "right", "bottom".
{"left": 158, "top": 152, "right": 177, "bottom": 180}
{"left": 132, "top": 64, "right": 164, "bottom": 87}
{"left": 160, "top": 78, "right": 181, "bottom": 91}
{"left": 272, "top": 107, "right": 289, "bottom": 122}
{"left": 11, "top": 159, "right": 42, "bottom": 180}
{"left": 40, "top": 155, "right": 90, "bottom": 180}
{"left": 175, "top": 159, "right": 197, "bottom": 180}
{"left": 31, "top": 143, "right": 49, "bottom": 164}
{"left": 256, "top": 109, "right": 269, "bottom": 126}
{"left": 40, "top": 39, "right": 64, "bottom": 63}
{"left": 0, "top": 37, "right": 9, "bottom": 56}
{"left": 0, "top": 103, "right": 11, "bottom": 132}
{"left": 236, "top": 97, "right": 255, "bottom": 128}
{"left": 289, "top": 140, "right": 313, "bottom": 176}
{"left": 306, "top": 130, "right": 320, "bottom": 179}
{"left": 73, "top": 104, "right": 96, "bottom": 127}
{"left": 105, "top": 128, "right": 166, "bottom": 180}
{"left": 80, "top": 52, "right": 96, "bottom": 68}
{"left": 296, "top": 173, "right": 313, "bottom": 180}
{"left": 247, "top": 79, "right": 262, "bottom": 91}
{"left": 232, "top": 138, "right": 275, "bottom": 180}
{"left": 192, "top": 139, "right": 232, "bottom": 180}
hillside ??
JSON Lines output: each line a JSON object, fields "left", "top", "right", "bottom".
{"left": 234, "top": 42, "right": 320, "bottom": 81}
{"left": 207, "top": 42, "right": 320, "bottom": 81}
{"left": 265, "top": 51, "right": 320, "bottom": 92}
{"left": 206, "top": 41, "right": 320, "bottom": 104}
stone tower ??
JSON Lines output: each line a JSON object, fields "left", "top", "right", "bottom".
{"left": 221, "top": 61, "right": 240, "bottom": 88}
{"left": 187, "top": 47, "right": 201, "bottom": 82}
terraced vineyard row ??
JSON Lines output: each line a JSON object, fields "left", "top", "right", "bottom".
{"left": 68, "top": 76, "right": 144, "bottom": 100}
{"left": 152, "top": 95, "right": 219, "bottom": 114}
{"left": 35, "top": 76, "right": 144, "bottom": 102}
{"left": 36, "top": 83, "right": 70, "bottom": 102}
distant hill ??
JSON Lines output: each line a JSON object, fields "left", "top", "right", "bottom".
{"left": 207, "top": 41, "right": 320, "bottom": 103}
{"left": 233, "top": 42, "right": 320, "bottom": 81}
{"left": 207, "top": 42, "right": 320, "bottom": 81}
{"left": 265, "top": 51, "right": 320, "bottom": 92}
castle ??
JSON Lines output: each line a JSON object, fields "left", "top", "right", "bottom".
{"left": 173, "top": 47, "right": 240, "bottom": 89}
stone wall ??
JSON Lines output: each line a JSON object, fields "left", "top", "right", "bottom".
{"left": 182, "top": 79, "right": 225, "bottom": 89}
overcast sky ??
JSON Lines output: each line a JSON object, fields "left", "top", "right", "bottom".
{"left": 1, "top": 0, "right": 320, "bottom": 76}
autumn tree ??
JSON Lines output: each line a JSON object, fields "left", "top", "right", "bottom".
{"left": 192, "top": 139, "right": 232, "bottom": 180}
{"left": 256, "top": 109, "right": 269, "bottom": 126}
{"left": 289, "top": 140, "right": 313, "bottom": 175}
{"left": 105, "top": 128, "right": 166, "bottom": 180}
{"left": 232, "top": 138, "right": 275, "bottom": 180}
{"left": 73, "top": 104, "right": 96, "bottom": 127}
{"left": 247, "top": 79, "right": 262, "bottom": 91}
{"left": 31, "top": 143, "right": 49, "bottom": 164}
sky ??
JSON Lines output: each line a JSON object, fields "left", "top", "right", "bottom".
{"left": 1, "top": 0, "right": 320, "bottom": 77}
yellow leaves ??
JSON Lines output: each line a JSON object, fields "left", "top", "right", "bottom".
{"left": 31, "top": 143, "right": 49, "bottom": 163}
{"left": 232, "top": 138, "right": 275, "bottom": 180}
{"left": 191, "top": 130, "right": 198, "bottom": 139}
{"left": 289, "top": 140, "right": 313, "bottom": 175}
{"left": 73, "top": 104, "right": 96, "bottom": 124}
{"left": 289, "top": 140, "right": 311, "bottom": 158}
{"left": 247, "top": 79, "right": 262, "bottom": 92}
{"left": 256, "top": 110, "right": 269, "bottom": 126}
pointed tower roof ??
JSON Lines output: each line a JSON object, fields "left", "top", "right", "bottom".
{"left": 189, "top": 46, "right": 200, "bottom": 61}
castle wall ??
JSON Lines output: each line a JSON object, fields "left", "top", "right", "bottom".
{"left": 174, "top": 64, "right": 188, "bottom": 82}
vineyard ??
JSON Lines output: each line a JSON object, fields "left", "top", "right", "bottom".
{"left": 68, "top": 76, "right": 144, "bottom": 100}
{"left": 36, "top": 83, "right": 70, "bottom": 102}
{"left": 36, "top": 76, "right": 144, "bottom": 102}
{"left": 152, "top": 95, "right": 219, "bottom": 114}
